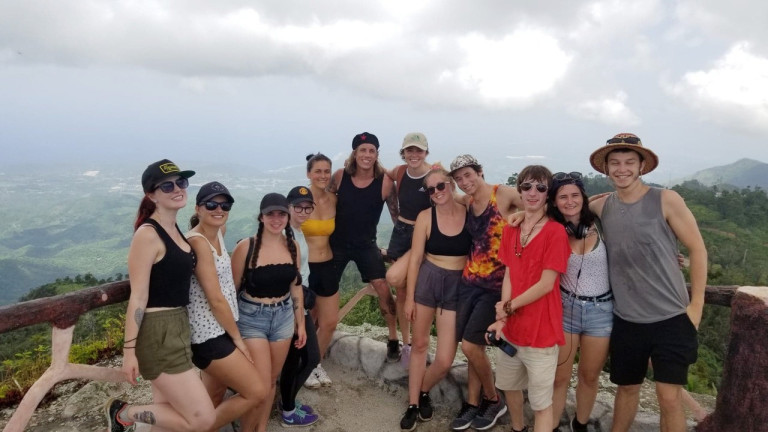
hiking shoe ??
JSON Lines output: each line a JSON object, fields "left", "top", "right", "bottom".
{"left": 570, "top": 417, "right": 588, "bottom": 432}
{"left": 470, "top": 392, "right": 508, "bottom": 431}
{"left": 104, "top": 398, "right": 134, "bottom": 432}
{"left": 450, "top": 402, "right": 479, "bottom": 431}
{"left": 418, "top": 392, "right": 433, "bottom": 421}
{"left": 303, "top": 371, "right": 321, "bottom": 389}
{"left": 314, "top": 364, "right": 332, "bottom": 386}
{"left": 400, "top": 344, "right": 412, "bottom": 368}
{"left": 281, "top": 407, "right": 319, "bottom": 427}
{"left": 387, "top": 339, "right": 402, "bottom": 362}
{"left": 400, "top": 404, "right": 419, "bottom": 431}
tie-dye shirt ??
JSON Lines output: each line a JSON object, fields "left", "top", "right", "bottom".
{"left": 461, "top": 184, "right": 507, "bottom": 291}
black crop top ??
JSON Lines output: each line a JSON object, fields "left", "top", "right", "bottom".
{"left": 244, "top": 263, "right": 297, "bottom": 298}
{"left": 144, "top": 219, "right": 196, "bottom": 308}
{"left": 424, "top": 207, "right": 472, "bottom": 256}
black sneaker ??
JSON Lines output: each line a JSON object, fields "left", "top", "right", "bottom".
{"left": 570, "top": 417, "right": 589, "bottom": 432}
{"left": 470, "top": 392, "right": 508, "bottom": 431}
{"left": 400, "top": 404, "right": 419, "bottom": 431}
{"left": 418, "top": 392, "right": 433, "bottom": 421}
{"left": 450, "top": 402, "right": 479, "bottom": 431}
{"left": 104, "top": 398, "right": 134, "bottom": 432}
{"left": 387, "top": 339, "right": 402, "bottom": 362}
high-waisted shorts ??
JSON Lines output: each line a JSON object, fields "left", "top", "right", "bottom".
{"left": 308, "top": 259, "right": 339, "bottom": 297}
{"left": 237, "top": 293, "right": 295, "bottom": 342}
{"left": 135, "top": 308, "right": 194, "bottom": 380}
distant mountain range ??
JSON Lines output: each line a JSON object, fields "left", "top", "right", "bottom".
{"left": 670, "top": 158, "right": 768, "bottom": 190}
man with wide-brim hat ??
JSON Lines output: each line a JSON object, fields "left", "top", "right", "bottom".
{"left": 588, "top": 133, "right": 707, "bottom": 432}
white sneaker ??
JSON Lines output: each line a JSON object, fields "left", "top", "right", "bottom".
{"left": 304, "top": 371, "right": 321, "bottom": 389}
{"left": 314, "top": 364, "right": 332, "bottom": 386}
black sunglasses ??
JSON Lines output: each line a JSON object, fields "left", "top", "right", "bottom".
{"left": 520, "top": 182, "right": 548, "bottom": 193}
{"left": 155, "top": 177, "right": 189, "bottom": 193}
{"left": 426, "top": 182, "right": 450, "bottom": 196}
{"left": 553, "top": 172, "right": 583, "bottom": 181}
{"left": 607, "top": 136, "right": 641, "bottom": 145}
{"left": 202, "top": 201, "right": 233, "bottom": 211}
{"left": 292, "top": 205, "right": 315, "bottom": 214}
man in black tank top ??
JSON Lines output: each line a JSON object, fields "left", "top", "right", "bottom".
{"left": 588, "top": 133, "right": 707, "bottom": 432}
{"left": 329, "top": 132, "right": 402, "bottom": 362}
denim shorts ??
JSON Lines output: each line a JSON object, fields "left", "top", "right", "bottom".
{"left": 561, "top": 291, "right": 614, "bottom": 337}
{"left": 237, "top": 293, "right": 295, "bottom": 342}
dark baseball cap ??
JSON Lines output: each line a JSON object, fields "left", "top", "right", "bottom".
{"left": 352, "top": 132, "right": 379, "bottom": 150}
{"left": 287, "top": 186, "right": 314, "bottom": 205}
{"left": 260, "top": 193, "right": 289, "bottom": 214}
{"left": 196, "top": 181, "right": 235, "bottom": 204}
{"left": 141, "top": 159, "right": 195, "bottom": 193}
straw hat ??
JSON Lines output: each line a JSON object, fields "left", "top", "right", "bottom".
{"left": 589, "top": 133, "right": 659, "bottom": 175}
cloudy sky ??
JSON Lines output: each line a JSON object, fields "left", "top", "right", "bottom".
{"left": 2, "top": 0, "right": 767, "bottom": 184}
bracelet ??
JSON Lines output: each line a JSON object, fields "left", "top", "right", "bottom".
{"left": 123, "top": 346, "right": 136, "bottom": 349}
{"left": 503, "top": 300, "right": 514, "bottom": 316}
{"left": 124, "top": 337, "right": 137, "bottom": 343}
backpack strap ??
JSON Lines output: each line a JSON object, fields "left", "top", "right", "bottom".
{"left": 395, "top": 164, "right": 407, "bottom": 195}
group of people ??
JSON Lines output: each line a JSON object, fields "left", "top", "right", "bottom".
{"left": 105, "top": 130, "right": 707, "bottom": 432}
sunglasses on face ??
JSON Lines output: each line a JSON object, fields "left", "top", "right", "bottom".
{"left": 202, "top": 201, "right": 233, "bottom": 212}
{"left": 292, "top": 205, "right": 314, "bottom": 214}
{"left": 520, "top": 182, "right": 548, "bottom": 193}
{"left": 553, "top": 172, "right": 583, "bottom": 181}
{"left": 426, "top": 182, "right": 450, "bottom": 196}
{"left": 607, "top": 136, "right": 641, "bottom": 145}
{"left": 155, "top": 177, "right": 189, "bottom": 193}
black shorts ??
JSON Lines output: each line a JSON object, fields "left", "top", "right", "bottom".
{"left": 309, "top": 259, "right": 339, "bottom": 297}
{"left": 191, "top": 332, "right": 237, "bottom": 370}
{"left": 455, "top": 283, "right": 500, "bottom": 345}
{"left": 609, "top": 313, "right": 698, "bottom": 386}
{"left": 386, "top": 220, "right": 415, "bottom": 260}
{"left": 332, "top": 240, "right": 386, "bottom": 284}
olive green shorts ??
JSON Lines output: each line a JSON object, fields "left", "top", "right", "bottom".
{"left": 135, "top": 308, "right": 194, "bottom": 380}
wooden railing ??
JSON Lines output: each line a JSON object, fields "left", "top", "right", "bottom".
{"left": 0, "top": 283, "right": 760, "bottom": 431}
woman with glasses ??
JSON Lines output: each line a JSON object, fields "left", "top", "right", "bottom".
{"left": 548, "top": 172, "right": 612, "bottom": 432}
{"left": 399, "top": 165, "right": 472, "bottom": 431}
{"left": 185, "top": 181, "right": 267, "bottom": 430}
{"left": 231, "top": 193, "right": 306, "bottom": 432}
{"left": 105, "top": 159, "right": 218, "bottom": 432}
{"left": 301, "top": 153, "right": 337, "bottom": 387}
{"left": 383, "top": 133, "right": 433, "bottom": 365}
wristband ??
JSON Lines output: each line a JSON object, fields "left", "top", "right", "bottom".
{"left": 503, "top": 300, "right": 514, "bottom": 316}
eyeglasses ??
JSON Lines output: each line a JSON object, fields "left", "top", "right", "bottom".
{"left": 426, "top": 182, "right": 451, "bottom": 196}
{"left": 520, "top": 182, "right": 548, "bottom": 193}
{"left": 202, "top": 201, "right": 233, "bottom": 212}
{"left": 553, "top": 172, "right": 583, "bottom": 181}
{"left": 292, "top": 205, "right": 314, "bottom": 214}
{"left": 607, "top": 136, "right": 641, "bottom": 145}
{"left": 155, "top": 177, "right": 189, "bottom": 193}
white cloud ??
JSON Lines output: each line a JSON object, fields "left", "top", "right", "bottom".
{"left": 568, "top": 91, "right": 641, "bottom": 126}
{"left": 667, "top": 42, "right": 768, "bottom": 133}
{"left": 439, "top": 28, "right": 572, "bottom": 104}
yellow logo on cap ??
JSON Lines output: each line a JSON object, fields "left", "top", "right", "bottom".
{"left": 159, "top": 163, "right": 180, "bottom": 174}
{"left": 299, "top": 187, "right": 309, "bottom": 195}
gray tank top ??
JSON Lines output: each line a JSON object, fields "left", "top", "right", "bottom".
{"left": 601, "top": 188, "right": 688, "bottom": 323}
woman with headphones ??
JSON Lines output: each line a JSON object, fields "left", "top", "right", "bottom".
{"left": 547, "top": 172, "right": 613, "bottom": 432}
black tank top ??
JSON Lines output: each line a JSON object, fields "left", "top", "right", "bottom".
{"left": 144, "top": 219, "right": 196, "bottom": 308}
{"left": 397, "top": 170, "right": 430, "bottom": 221}
{"left": 244, "top": 263, "right": 297, "bottom": 298}
{"left": 425, "top": 207, "right": 472, "bottom": 256}
{"left": 331, "top": 172, "right": 385, "bottom": 247}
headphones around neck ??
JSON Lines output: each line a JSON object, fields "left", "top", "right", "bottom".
{"left": 565, "top": 221, "right": 589, "bottom": 239}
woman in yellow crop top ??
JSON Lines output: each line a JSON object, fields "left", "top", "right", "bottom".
{"left": 301, "top": 153, "right": 338, "bottom": 387}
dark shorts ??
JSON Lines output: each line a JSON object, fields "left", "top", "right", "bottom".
{"left": 386, "top": 220, "right": 415, "bottom": 260}
{"left": 135, "top": 308, "right": 194, "bottom": 380}
{"left": 191, "top": 332, "right": 237, "bottom": 370}
{"left": 609, "top": 313, "right": 698, "bottom": 386}
{"left": 455, "top": 283, "right": 501, "bottom": 345}
{"left": 332, "top": 240, "right": 386, "bottom": 283}
{"left": 414, "top": 260, "right": 461, "bottom": 311}
{"left": 309, "top": 259, "right": 339, "bottom": 297}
